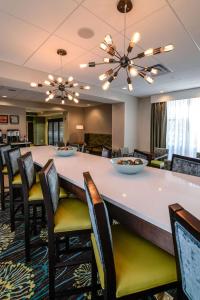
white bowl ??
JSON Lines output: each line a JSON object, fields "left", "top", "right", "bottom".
{"left": 56, "top": 147, "right": 77, "bottom": 157}
{"left": 111, "top": 157, "right": 148, "bottom": 174}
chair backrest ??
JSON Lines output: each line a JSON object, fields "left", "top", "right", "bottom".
{"left": 196, "top": 152, "right": 200, "bottom": 159}
{"left": 39, "top": 159, "right": 60, "bottom": 231}
{"left": 4, "top": 147, "right": 21, "bottom": 180}
{"left": 171, "top": 154, "right": 200, "bottom": 177}
{"left": 169, "top": 203, "right": 200, "bottom": 300}
{"left": 0, "top": 144, "right": 11, "bottom": 169}
{"left": 154, "top": 147, "right": 168, "bottom": 159}
{"left": 83, "top": 172, "right": 116, "bottom": 298}
{"left": 133, "top": 149, "right": 152, "bottom": 165}
{"left": 17, "top": 152, "right": 36, "bottom": 196}
{"left": 102, "top": 147, "right": 112, "bottom": 158}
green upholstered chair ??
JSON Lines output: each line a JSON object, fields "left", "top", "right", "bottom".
{"left": 0, "top": 144, "right": 11, "bottom": 210}
{"left": 83, "top": 172, "right": 177, "bottom": 300}
{"left": 4, "top": 147, "right": 23, "bottom": 231}
{"left": 133, "top": 149, "right": 153, "bottom": 166}
{"left": 169, "top": 203, "right": 200, "bottom": 299}
{"left": 39, "top": 159, "right": 91, "bottom": 300}
{"left": 150, "top": 148, "right": 169, "bottom": 169}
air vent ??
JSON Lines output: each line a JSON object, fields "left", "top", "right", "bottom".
{"left": 8, "top": 88, "right": 17, "bottom": 92}
{"left": 150, "top": 64, "right": 171, "bottom": 76}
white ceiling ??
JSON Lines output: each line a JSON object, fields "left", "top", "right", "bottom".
{"left": 0, "top": 0, "right": 200, "bottom": 101}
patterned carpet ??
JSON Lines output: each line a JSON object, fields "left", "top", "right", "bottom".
{"left": 0, "top": 199, "right": 176, "bottom": 300}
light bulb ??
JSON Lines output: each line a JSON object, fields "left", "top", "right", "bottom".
{"left": 131, "top": 32, "right": 140, "bottom": 44}
{"left": 57, "top": 77, "right": 63, "bottom": 83}
{"left": 30, "top": 82, "right": 37, "bottom": 87}
{"left": 83, "top": 85, "right": 90, "bottom": 90}
{"left": 102, "top": 81, "right": 110, "bottom": 90}
{"left": 99, "top": 73, "right": 107, "bottom": 81}
{"left": 45, "top": 97, "right": 50, "bottom": 102}
{"left": 74, "top": 98, "right": 79, "bottom": 103}
{"left": 44, "top": 80, "right": 51, "bottom": 86}
{"left": 49, "top": 94, "right": 54, "bottom": 99}
{"left": 163, "top": 44, "right": 174, "bottom": 52}
{"left": 68, "top": 94, "right": 73, "bottom": 100}
{"left": 75, "top": 92, "right": 79, "bottom": 97}
{"left": 68, "top": 76, "right": 73, "bottom": 82}
{"left": 145, "top": 75, "right": 154, "bottom": 84}
{"left": 127, "top": 77, "right": 133, "bottom": 91}
{"left": 100, "top": 42, "right": 107, "bottom": 51}
{"left": 144, "top": 48, "right": 153, "bottom": 56}
{"left": 46, "top": 91, "right": 50, "bottom": 95}
{"left": 151, "top": 68, "right": 158, "bottom": 75}
{"left": 104, "top": 58, "right": 110, "bottom": 63}
{"left": 48, "top": 74, "right": 54, "bottom": 80}
{"left": 73, "top": 83, "right": 78, "bottom": 87}
{"left": 129, "top": 66, "right": 138, "bottom": 77}
{"left": 104, "top": 34, "right": 113, "bottom": 45}
{"left": 61, "top": 100, "right": 65, "bottom": 105}
{"left": 80, "top": 63, "right": 88, "bottom": 68}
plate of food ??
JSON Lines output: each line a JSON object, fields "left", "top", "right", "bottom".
{"left": 111, "top": 157, "right": 148, "bottom": 174}
{"left": 56, "top": 146, "right": 77, "bottom": 157}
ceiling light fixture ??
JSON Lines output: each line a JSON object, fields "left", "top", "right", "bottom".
{"left": 30, "top": 49, "right": 90, "bottom": 104}
{"left": 80, "top": 0, "right": 174, "bottom": 92}
{"left": 2, "top": 95, "right": 7, "bottom": 98}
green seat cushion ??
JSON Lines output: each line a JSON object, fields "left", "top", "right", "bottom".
{"left": 12, "top": 173, "right": 22, "bottom": 185}
{"left": 28, "top": 182, "right": 68, "bottom": 202}
{"left": 91, "top": 225, "right": 177, "bottom": 298}
{"left": 54, "top": 198, "right": 91, "bottom": 233}
{"left": 151, "top": 160, "right": 164, "bottom": 168}
{"left": 2, "top": 166, "right": 8, "bottom": 174}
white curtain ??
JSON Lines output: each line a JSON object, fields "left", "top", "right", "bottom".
{"left": 166, "top": 98, "right": 200, "bottom": 158}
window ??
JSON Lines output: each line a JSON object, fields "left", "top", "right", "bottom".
{"left": 166, "top": 98, "right": 200, "bottom": 158}
{"left": 48, "top": 118, "right": 64, "bottom": 145}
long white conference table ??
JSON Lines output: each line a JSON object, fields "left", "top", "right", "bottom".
{"left": 21, "top": 145, "right": 200, "bottom": 255}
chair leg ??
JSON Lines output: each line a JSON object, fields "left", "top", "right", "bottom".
{"left": 0, "top": 173, "right": 5, "bottom": 210}
{"left": 48, "top": 236, "right": 56, "bottom": 300}
{"left": 33, "top": 205, "right": 37, "bottom": 235}
{"left": 10, "top": 187, "right": 15, "bottom": 232}
{"left": 91, "top": 251, "right": 98, "bottom": 300}
{"left": 24, "top": 203, "right": 31, "bottom": 262}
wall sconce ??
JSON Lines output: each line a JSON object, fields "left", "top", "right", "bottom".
{"left": 76, "top": 124, "right": 84, "bottom": 130}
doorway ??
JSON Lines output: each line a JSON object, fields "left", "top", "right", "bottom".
{"left": 48, "top": 118, "right": 64, "bottom": 145}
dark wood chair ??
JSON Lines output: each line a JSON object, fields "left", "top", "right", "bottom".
{"left": 0, "top": 144, "right": 11, "bottom": 210}
{"left": 133, "top": 149, "right": 153, "bottom": 165}
{"left": 171, "top": 154, "right": 200, "bottom": 176}
{"left": 83, "top": 171, "right": 177, "bottom": 300}
{"left": 102, "top": 146, "right": 112, "bottom": 158}
{"left": 4, "top": 147, "right": 23, "bottom": 231}
{"left": 169, "top": 203, "right": 200, "bottom": 299}
{"left": 18, "top": 152, "right": 45, "bottom": 262}
{"left": 39, "top": 159, "right": 91, "bottom": 300}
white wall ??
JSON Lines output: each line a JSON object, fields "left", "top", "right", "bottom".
{"left": 151, "top": 87, "right": 200, "bottom": 103}
{"left": 112, "top": 103, "right": 124, "bottom": 150}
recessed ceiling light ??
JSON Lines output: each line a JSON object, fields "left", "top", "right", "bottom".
{"left": 122, "top": 87, "right": 127, "bottom": 90}
{"left": 2, "top": 95, "right": 7, "bottom": 98}
{"left": 87, "top": 104, "right": 91, "bottom": 106}
{"left": 78, "top": 27, "right": 94, "bottom": 39}
{"left": 160, "top": 90, "right": 164, "bottom": 93}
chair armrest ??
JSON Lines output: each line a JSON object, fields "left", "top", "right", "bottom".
{"left": 154, "top": 154, "right": 168, "bottom": 161}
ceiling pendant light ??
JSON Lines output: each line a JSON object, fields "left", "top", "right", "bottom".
{"left": 30, "top": 49, "right": 90, "bottom": 104}
{"left": 80, "top": 0, "right": 174, "bottom": 92}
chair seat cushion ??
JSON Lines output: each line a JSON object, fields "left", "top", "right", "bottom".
{"left": 2, "top": 165, "right": 8, "bottom": 174}
{"left": 28, "top": 182, "right": 68, "bottom": 202}
{"left": 150, "top": 160, "right": 164, "bottom": 168}
{"left": 54, "top": 198, "right": 91, "bottom": 233}
{"left": 12, "top": 172, "right": 40, "bottom": 186}
{"left": 91, "top": 225, "right": 177, "bottom": 298}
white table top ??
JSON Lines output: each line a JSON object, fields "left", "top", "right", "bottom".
{"left": 21, "top": 146, "right": 200, "bottom": 234}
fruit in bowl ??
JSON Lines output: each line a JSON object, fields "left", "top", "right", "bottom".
{"left": 56, "top": 146, "right": 77, "bottom": 157}
{"left": 111, "top": 157, "right": 147, "bottom": 174}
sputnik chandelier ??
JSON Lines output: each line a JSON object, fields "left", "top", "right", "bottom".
{"left": 80, "top": 0, "right": 174, "bottom": 92}
{"left": 30, "top": 49, "right": 90, "bottom": 104}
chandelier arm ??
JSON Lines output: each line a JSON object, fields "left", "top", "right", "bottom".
{"left": 114, "top": 49, "right": 122, "bottom": 59}
{"left": 95, "top": 61, "right": 120, "bottom": 66}
{"left": 130, "top": 62, "right": 147, "bottom": 69}
{"left": 123, "top": 3, "right": 127, "bottom": 54}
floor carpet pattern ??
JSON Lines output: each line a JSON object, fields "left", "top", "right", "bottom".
{"left": 0, "top": 200, "right": 176, "bottom": 300}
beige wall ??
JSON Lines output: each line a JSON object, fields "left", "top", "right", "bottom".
{"left": 67, "top": 107, "right": 85, "bottom": 144}
{"left": 0, "top": 106, "right": 26, "bottom": 138}
{"left": 137, "top": 97, "right": 151, "bottom": 151}
{"left": 84, "top": 104, "right": 112, "bottom": 134}
{"left": 112, "top": 103, "right": 124, "bottom": 149}
{"left": 124, "top": 97, "right": 139, "bottom": 152}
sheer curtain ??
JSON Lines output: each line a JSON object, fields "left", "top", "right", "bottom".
{"left": 166, "top": 98, "right": 200, "bottom": 158}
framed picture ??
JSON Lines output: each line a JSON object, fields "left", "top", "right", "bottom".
{"left": 0, "top": 115, "right": 8, "bottom": 124}
{"left": 10, "top": 115, "right": 19, "bottom": 124}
